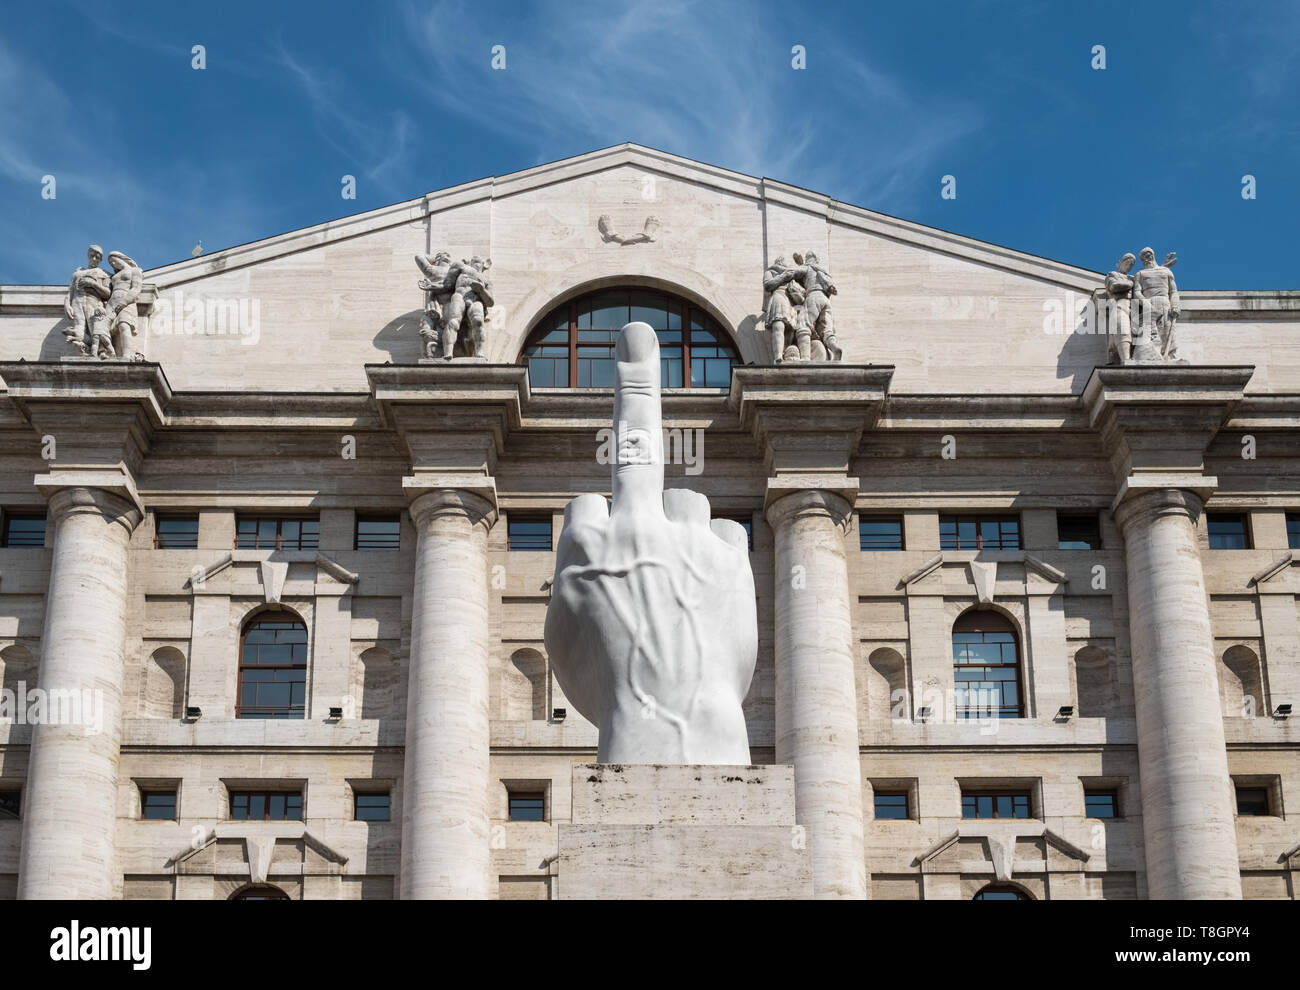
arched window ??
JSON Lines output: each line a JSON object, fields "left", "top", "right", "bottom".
{"left": 519, "top": 288, "right": 739, "bottom": 389}
{"left": 238, "top": 611, "right": 308, "bottom": 719}
{"left": 952, "top": 610, "right": 1023, "bottom": 719}
{"left": 230, "top": 884, "right": 290, "bottom": 901}
{"left": 973, "top": 883, "right": 1030, "bottom": 900}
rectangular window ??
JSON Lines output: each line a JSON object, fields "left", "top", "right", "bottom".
{"left": 508, "top": 515, "right": 552, "bottom": 551}
{"left": 229, "top": 790, "right": 304, "bottom": 822}
{"left": 236, "top": 516, "right": 319, "bottom": 550}
{"left": 1285, "top": 513, "right": 1300, "bottom": 550}
{"left": 154, "top": 515, "right": 199, "bottom": 549}
{"left": 1207, "top": 514, "right": 1250, "bottom": 550}
{"left": 141, "top": 789, "right": 178, "bottom": 821}
{"left": 873, "top": 792, "right": 909, "bottom": 820}
{"left": 939, "top": 515, "right": 1020, "bottom": 551}
{"left": 1084, "top": 790, "right": 1118, "bottom": 819}
{"left": 1235, "top": 786, "right": 1269, "bottom": 817}
{"left": 1, "top": 513, "right": 46, "bottom": 548}
{"left": 507, "top": 791, "right": 546, "bottom": 822}
{"left": 715, "top": 515, "right": 753, "bottom": 551}
{"left": 355, "top": 515, "right": 400, "bottom": 550}
{"left": 860, "top": 517, "right": 904, "bottom": 551}
{"left": 354, "top": 791, "right": 391, "bottom": 822}
{"left": 1057, "top": 514, "right": 1101, "bottom": 550}
{"left": 961, "top": 791, "right": 1032, "bottom": 820}
{"left": 0, "top": 788, "right": 20, "bottom": 820}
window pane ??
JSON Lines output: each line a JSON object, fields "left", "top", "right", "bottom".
{"left": 508, "top": 793, "right": 546, "bottom": 822}
{"left": 2, "top": 515, "right": 47, "bottom": 548}
{"left": 355, "top": 793, "right": 391, "bottom": 821}
{"left": 590, "top": 293, "right": 628, "bottom": 329}
{"left": 1235, "top": 787, "right": 1268, "bottom": 816}
{"left": 356, "top": 516, "right": 401, "bottom": 550}
{"left": 1057, "top": 514, "right": 1100, "bottom": 550}
{"left": 508, "top": 517, "right": 552, "bottom": 551}
{"left": 860, "top": 518, "right": 904, "bottom": 551}
{"left": 874, "top": 793, "right": 908, "bottom": 820}
{"left": 1208, "top": 515, "right": 1248, "bottom": 550}
{"left": 257, "top": 519, "right": 277, "bottom": 547}
{"left": 155, "top": 516, "right": 199, "bottom": 549}
{"left": 0, "top": 790, "right": 20, "bottom": 820}
{"left": 1084, "top": 792, "right": 1116, "bottom": 818}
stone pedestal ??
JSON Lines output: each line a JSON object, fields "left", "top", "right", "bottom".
{"left": 557, "top": 764, "right": 812, "bottom": 899}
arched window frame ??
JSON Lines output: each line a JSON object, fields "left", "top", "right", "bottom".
{"left": 973, "top": 882, "right": 1032, "bottom": 900}
{"left": 952, "top": 609, "right": 1024, "bottom": 719}
{"left": 518, "top": 287, "right": 739, "bottom": 389}
{"left": 237, "top": 609, "right": 309, "bottom": 720}
{"left": 229, "top": 883, "right": 291, "bottom": 901}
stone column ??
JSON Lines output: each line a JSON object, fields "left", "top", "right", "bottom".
{"left": 1114, "top": 488, "right": 1241, "bottom": 899}
{"left": 766, "top": 487, "right": 866, "bottom": 899}
{"left": 400, "top": 487, "right": 497, "bottom": 899}
{"left": 19, "top": 485, "right": 141, "bottom": 899}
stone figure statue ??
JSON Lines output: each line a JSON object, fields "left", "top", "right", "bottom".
{"left": 1096, "top": 247, "right": 1184, "bottom": 365}
{"left": 761, "top": 255, "right": 804, "bottom": 363}
{"left": 104, "top": 251, "right": 143, "bottom": 359}
{"left": 414, "top": 251, "right": 455, "bottom": 359}
{"left": 544, "top": 321, "right": 758, "bottom": 764}
{"left": 1095, "top": 252, "right": 1136, "bottom": 365}
{"left": 761, "top": 251, "right": 842, "bottom": 362}
{"left": 1129, "top": 246, "right": 1182, "bottom": 363}
{"left": 64, "top": 245, "right": 112, "bottom": 355}
{"left": 413, "top": 252, "right": 494, "bottom": 359}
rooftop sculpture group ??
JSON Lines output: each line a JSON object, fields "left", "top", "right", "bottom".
{"left": 761, "top": 251, "right": 843, "bottom": 363}
{"left": 1095, "top": 247, "right": 1184, "bottom": 365}
{"left": 413, "top": 252, "right": 495, "bottom": 359}
{"left": 63, "top": 245, "right": 143, "bottom": 359}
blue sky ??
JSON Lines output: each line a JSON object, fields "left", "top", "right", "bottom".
{"left": 1, "top": 0, "right": 1296, "bottom": 287}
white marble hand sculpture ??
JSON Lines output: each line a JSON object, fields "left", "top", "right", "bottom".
{"left": 544, "top": 322, "right": 757, "bottom": 764}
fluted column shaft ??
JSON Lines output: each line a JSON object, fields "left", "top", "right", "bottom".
{"left": 400, "top": 489, "right": 496, "bottom": 899}
{"left": 19, "top": 486, "right": 140, "bottom": 899}
{"left": 1115, "top": 488, "right": 1241, "bottom": 899}
{"left": 766, "top": 488, "right": 866, "bottom": 899}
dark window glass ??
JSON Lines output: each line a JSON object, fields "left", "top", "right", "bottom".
{"left": 356, "top": 515, "right": 400, "bottom": 550}
{"left": 1207, "top": 514, "right": 1249, "bottom": 550}
{"left": 974, "top": 885, "right": 1028, "bottom": 900}
{"left": 961, "top": 791, "right": 1031, "bottom": 819}
{"left": 155, "top": 515, "right": 199, "bottom": 549}
{"left": 939, "top": 515, "right": 1019, "bottom": 550}
{"left": 1287, "top": 514, "right": 1300, "bottom": 550}
{"left": 1235, "top": 787, "right": 1269, "bottom": 816}
{"left": 508, "top": 792, "right": 546, "bottom": 822}
{"left": 142, "top": 790, "right": 178, "bottom": 820}
{"left": 952, "top": 612, "right": 1023, "bottom": 719}
{"left": 238, "top": 614, "right": 308, "bottom": 719}
{"left": 236, "top": 516, "right": 319, "bottom": 550}
{"left": 860, "top": 517, "right": 904, "bottom": 551}
{"left": 0, "top": 789, "right": 20, "bottom": 820}
{"left": 1084, "top": 790, "right": 1117, "bottom": 819}
{"left": 231, "top": 885, "right": 290, "bottom": 901}
{"left": 715, "top": 516, "right": 753, "bottom": 551}
{"left": 354, "top": 792, "right": 391, "bottom": 822}
{"left": 230, "top": 790, "right": 303, "bottom": 821}
{"left": 2, "top": 514, "right": 46, "bottom": 548}
{"left": 508, "top": 516, "right": 552, "bottom": 551}
{"left": 520, "top": 290, "right": 739, "bottom": 390}
{"left": 1057, "top": 514, "right": 1101, "bottom": 550}
{"left": 874, "top": 792, "right": 909, "bottom": 820}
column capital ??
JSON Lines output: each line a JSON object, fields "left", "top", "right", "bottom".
{"left": 1112, "top": 486, "right": 1205, "bottom": 533}
{"left": 36, "top": 469, "right": 144, "bottom": 532}
{"left": 406, "top": 483, "right": 498, "bottom": 532}
{"left": 764, "top": 483, "right": 856, "bottom": 533}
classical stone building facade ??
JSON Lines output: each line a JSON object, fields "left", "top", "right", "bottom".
{"left": 0, "top": 144, "right": 1297, "bottom": 899}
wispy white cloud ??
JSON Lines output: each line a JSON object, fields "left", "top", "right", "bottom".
{"left": 392, "top": 0, "right": 979, "bottom": 210}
